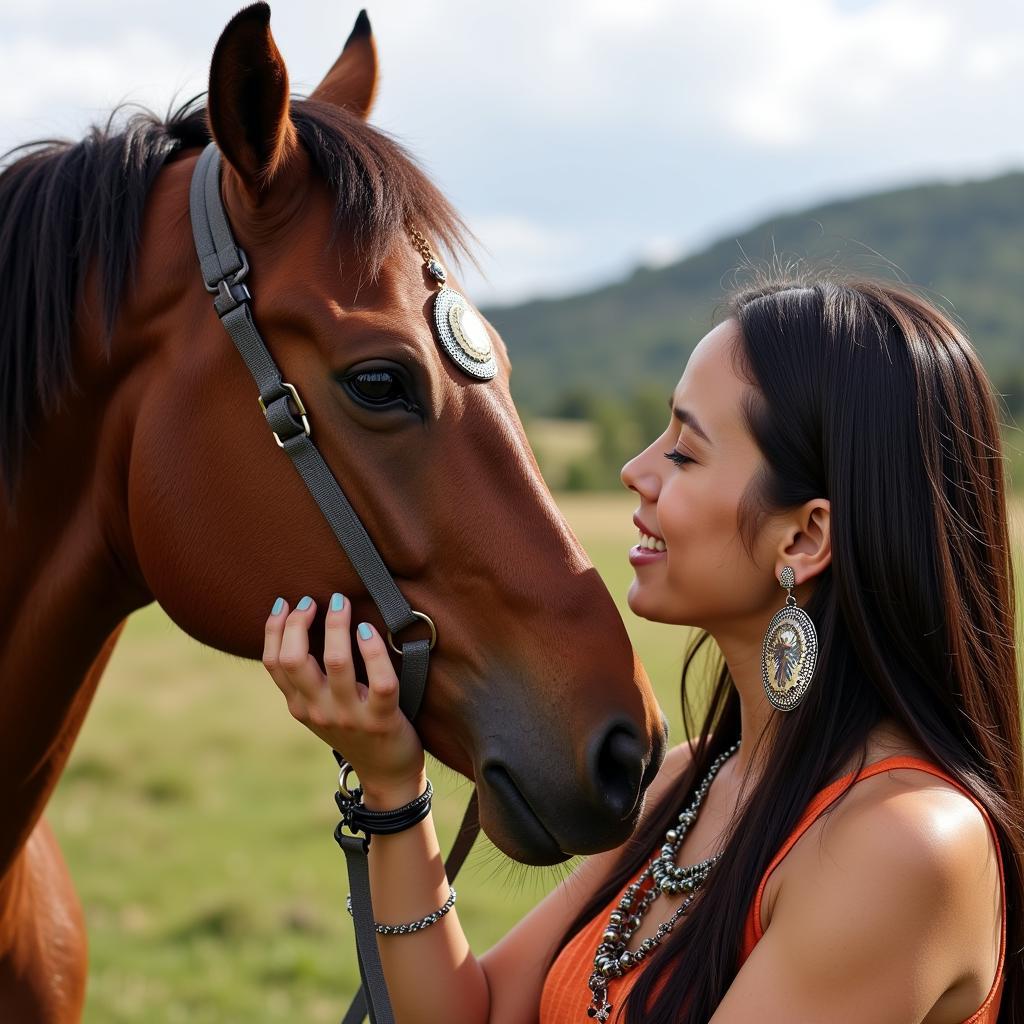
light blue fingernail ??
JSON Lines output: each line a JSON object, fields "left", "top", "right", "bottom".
{"left": 297, "top": 595, "right": 312, "bottom": 611}
{"left": 357, "top": 622, "right": 373, "bottom": 640}
{"left": 271, "top": 597, "right": 284, "bottom": 616}
{"left": 331, "top": 593, "right": 344, "bottom": 613}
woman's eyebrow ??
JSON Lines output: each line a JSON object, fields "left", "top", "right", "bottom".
{"left": 667, "top": 397, "right": 713, "bottom": 445}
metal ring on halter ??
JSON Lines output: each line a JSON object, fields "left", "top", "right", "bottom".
{"left": 387, "top": 610, "right": 437, "bottom": 655}
{"left": 338, "top": 762, "right": 361, "bottom": 800}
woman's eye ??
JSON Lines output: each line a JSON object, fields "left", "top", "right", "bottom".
{"left": 663, "top": 449, "right": 693, "bottom": 467}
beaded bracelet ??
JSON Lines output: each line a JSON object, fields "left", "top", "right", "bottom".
{"left": 345, "top": 886, "right": 457, "bottom": 936}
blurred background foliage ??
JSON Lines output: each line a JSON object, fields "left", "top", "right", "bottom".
{"left": 488, "top": 171, "right": 1024, "bottom": 492}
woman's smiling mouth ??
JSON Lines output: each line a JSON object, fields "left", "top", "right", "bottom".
{"left": 630, "top": 514, "right": 667, "bottom": 564}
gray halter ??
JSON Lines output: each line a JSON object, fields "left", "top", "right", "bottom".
{"left": 188, "top": 141, "right": 479, "bottom": 1024}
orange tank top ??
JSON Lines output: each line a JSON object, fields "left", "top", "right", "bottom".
{"left": 539, "top": 755, "right": 1007, "bottom": 1023}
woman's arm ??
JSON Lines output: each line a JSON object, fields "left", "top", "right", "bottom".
{"left": 357, "top": 769, "right": 489, "bottom": 1024}
{"left": 264, "top": 593, "right": 486, "bottom": 1024}
{"left": 262, "top": 592, "right": 699, "bottom": 1023}
{"left": 356, "top": 735, "right": 701, "bottom": 1024}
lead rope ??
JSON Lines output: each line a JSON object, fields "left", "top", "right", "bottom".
{"left": 188, "top": 141, "right": 481, "bottom": 1024}
{"left": 339, "top": 789, "right": 480, "bottom": 1024}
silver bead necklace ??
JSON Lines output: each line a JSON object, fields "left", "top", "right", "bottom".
{"left": 585, "top": 739, "right": 741, "bottom": 1022}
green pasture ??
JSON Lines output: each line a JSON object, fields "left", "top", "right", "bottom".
{"left": 48, "top": 493, "right": 1023, "bottom": 1023}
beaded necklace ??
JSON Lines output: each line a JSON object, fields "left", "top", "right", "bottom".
{"left": 585, "top": 740, "right": 741, "bottom": 1021}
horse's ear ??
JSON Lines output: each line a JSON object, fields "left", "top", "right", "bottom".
{"left": 207, "top": 2, "right": 299, "bottom": 200}
{"left": 309, "top": 9, "right": 379, "bottom": 119}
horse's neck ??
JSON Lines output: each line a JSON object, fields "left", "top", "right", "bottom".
{"left": 0, "top": 293, "right": 152, "bottom": 878}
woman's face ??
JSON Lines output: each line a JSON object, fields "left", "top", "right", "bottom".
{"left": 620, "top": 318, "right": 782, "bottom": 631}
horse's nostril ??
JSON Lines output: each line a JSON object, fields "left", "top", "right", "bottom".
{"left": 591, "top": 722, "right": 645, "bottom": 821}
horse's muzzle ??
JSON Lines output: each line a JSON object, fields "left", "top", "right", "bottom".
{"left": 476, "top": 714, "right": 667, "bottom": 866}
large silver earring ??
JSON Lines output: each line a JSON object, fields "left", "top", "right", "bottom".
{"left": 761, "top": 566, "right": 818, "bottom": 711}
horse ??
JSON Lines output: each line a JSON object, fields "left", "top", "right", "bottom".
{"left": 0, "top": 5, "right": 666, "bottom": 1019}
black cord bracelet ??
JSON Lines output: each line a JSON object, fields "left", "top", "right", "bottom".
{"left": 341, "top": 780, "right": 434, "bottom": 835}
{"left": 332, "top": 755, "right": 434, "bottom": 838}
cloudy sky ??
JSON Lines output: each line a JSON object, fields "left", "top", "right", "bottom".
{"left": 1, "top": 0, "right": 1021, "bottom": 304}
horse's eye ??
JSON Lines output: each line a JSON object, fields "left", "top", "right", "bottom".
{"left": 339, "top": 366, "right": 420, "bottom": 415}
{"left": 348, "top": 369, "right": 402, "bottom": 405}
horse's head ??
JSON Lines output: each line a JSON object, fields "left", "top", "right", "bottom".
{"left": 121, "top": 4, "right": 666, "bottom": 865}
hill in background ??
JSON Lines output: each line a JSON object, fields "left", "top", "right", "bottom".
{"left": 485, "top": 171, "right": 1024, "bottom": 418}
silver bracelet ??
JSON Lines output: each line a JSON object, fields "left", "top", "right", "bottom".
{"left": 345, "top": 886, "right": 457, "bottom": 936}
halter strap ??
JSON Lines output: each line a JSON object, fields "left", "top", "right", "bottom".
{"left": 189, "top": 141, "right": 472, "bottom": 1024}
{"left": 188, "top": 143, "right": 429, "bottom": 661}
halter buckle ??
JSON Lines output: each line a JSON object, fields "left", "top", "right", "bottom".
{"left": 213, "top": 278, "right": 251, "bottom": 315}
{"left": 258, "top": 382, "right": 311, "bottom": 447}
{"left": 206, "top": 250, "right": 251, "bottom": 316}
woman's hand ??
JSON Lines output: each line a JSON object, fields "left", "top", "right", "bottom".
{"left": 262, "top": 593, "right": 425, "bottom": 807}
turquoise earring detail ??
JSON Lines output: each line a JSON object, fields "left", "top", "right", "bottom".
{"left": 761, "top": 566, "right": 818, "bottom": 711}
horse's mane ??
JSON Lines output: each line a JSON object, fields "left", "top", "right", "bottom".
{"left": 0, "top": 93, "right": 470, "bottom": 504}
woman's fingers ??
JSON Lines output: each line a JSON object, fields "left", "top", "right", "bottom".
{"left": 264, "top": 595, "right": 402, "bottom": 739}
{"left": 355, "top": 622, "right": 400, "bottom": 720}
{"left": 278, "top": 596, "right": 325, "bottom": 702}
{"left": 261, "top": 594, "right": 424, "bottom": 786}
{"left": 324, "top": 593, "right": 358, "bottom": 704}
{"left": 263, "top": 596, "right": 294, "bottom": 698}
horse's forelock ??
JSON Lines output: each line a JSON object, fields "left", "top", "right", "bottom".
{"left": 0, "top": 93, "right": 472, "bottom": 510}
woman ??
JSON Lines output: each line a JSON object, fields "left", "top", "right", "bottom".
{"left": 261, "top": 272, "right": 1021, "bottom": 1023}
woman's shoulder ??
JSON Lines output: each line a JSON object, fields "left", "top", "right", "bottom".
{"left": 817, "top": 726, "right": 1001, "bottom": 878}
{"left": 760, "top": 730, "right": 1005, "bottom": 1022}
{"left": 723, "top": 776, "right": 1003, "bottom": 1023}
{"left": 816, "top": 759, "right": 999, "bottom": 892}
{"left": 778, "top": 721, "right": 1002, "bottom": 915}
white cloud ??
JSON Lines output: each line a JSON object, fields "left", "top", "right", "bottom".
{"left": 638, "top": 236, "right": 686, "bottom": 270}
{"left": 0, "top": 29, "right": 199, "bottom": 151}
{"left": 0, "top": 0, "right": 1021, "bottom": 301}
{"left": 713, "top": 0, "right": 960, "bottom": 146}
{"left": 454, "top": 215, "right": 590, "bottom": 305}
{"left": 964, "top": 36, "right": 1024, "bottom": 79}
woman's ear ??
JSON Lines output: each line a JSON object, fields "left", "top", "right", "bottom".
{"left": 777, "top": 498, "right": 831, "bottom": 586}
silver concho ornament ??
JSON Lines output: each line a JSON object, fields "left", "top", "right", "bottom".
{"left": 432, "top": 285, "right": 497, "bottom": 380}
{"left": 761, "top": 573, "right": 818, "bottom": 711}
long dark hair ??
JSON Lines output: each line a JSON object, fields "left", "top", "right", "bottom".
{"left": 556, "top": 269, "right": 1023, "bottom": 1023}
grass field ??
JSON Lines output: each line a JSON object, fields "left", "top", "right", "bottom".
{"left": 47, "top": 493, "right": 1024, "bottom": 1023}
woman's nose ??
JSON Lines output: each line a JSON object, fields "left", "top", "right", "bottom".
{"left": 621, "top": 450, "right": 661, "bottom": 500}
